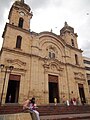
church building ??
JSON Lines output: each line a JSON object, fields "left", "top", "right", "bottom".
{"left": 0, "top": 0, "right": 90, "bottom": 105}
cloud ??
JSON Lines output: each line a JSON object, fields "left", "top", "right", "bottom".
{"left": 0, "top": 0, "right": 13, "bottom": 22}
{"left": 0, "top": 0, "right": 13, "bottom": 27}
{"left": 0, "top": 0, "right": 13, "bottom": 49}
{"left": 27, "top": 0, "right": 49, "bottom": 10}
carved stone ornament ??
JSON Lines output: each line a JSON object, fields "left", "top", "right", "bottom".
{"left": 6, "top": 59, "right": 26, "bottom": 72}
{"left": 7, "top": 59, "right": 26, "bottom": 66}
{"left": 43, "top": 60, "right": 63, "bottom": 72}
{"left": 74, "top": 72, "right": 85, "bottom": 80}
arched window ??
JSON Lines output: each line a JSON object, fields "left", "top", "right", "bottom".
{"left": 75, "top": 54, "right": 78, "bottom": 65}
{"left": 18, "top": 17, "right": 24, "bottom": 28}
{"left": 16, "top": 36, "right": 22, "bottom": 49}
{"left": 48, "top": 46, "right": 57, "bottom": 59}
{"left": 71, "top": 39, "right": 74, "bottom": 47}
{"left": 49, "top": 51, "right": 55, "bottom": 59}
{"left": 49, "top": 52, "right": 52, "bottom": 58}
{"left": 52, "top": 52, "right": 55, "bottom": 58}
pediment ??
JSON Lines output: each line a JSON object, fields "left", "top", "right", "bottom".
{"left": 7, "top": 59, "right": 26, "bottom": 68}
{"left": 74, "top": 72, "right": 85, "bottom": 80}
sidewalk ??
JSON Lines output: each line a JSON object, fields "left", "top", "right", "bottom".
{"left": 40, "top": 113, "right": 90, "bottom": 120}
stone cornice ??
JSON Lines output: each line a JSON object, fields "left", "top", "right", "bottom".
{"left": 66, "top": 44, "right": 83, "bottom": 52}
{"left": 2, "top": 23, "right": 30, "bottom": 38}
{"left": 2, "top": 47, "right": 43, "bottom": 59}
{"left": 2, "top": 47, "right": 30, "bottom": 57}
{"left": 66, "top": 63, "right": 85, "bottom": 69}
{"left": 14, "top": 68, "right": 27, "bottom": 72}
{"left": 2, "top": 47, "right": 85, "bottom": 70}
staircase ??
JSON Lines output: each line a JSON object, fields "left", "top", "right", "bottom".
{"left": 38, "top": 104, "right": 90, "bottom": 115}
{"left": 0, "top": 104, "right": 23, "bottom": 114}
{"left": 0, "top": 104, "right": 90, "bottom": 119}
{"left": 38, "top": 104, "right": 90, "bottom": 119}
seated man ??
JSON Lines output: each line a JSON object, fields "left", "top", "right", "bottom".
{"left": 23, "top": 98, "right": 40, "bottom": 120}
{"left": 29, "top": 97, "right": 40, "bottom": 120}
{"left": 23, "top": 98, "right": 30, "bottom": 110}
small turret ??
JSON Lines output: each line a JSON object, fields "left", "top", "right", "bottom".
{"left": 60, "top": 22, "right": 78, "bottom": 48}
{"left": 60, "top": 21, "right": 74, "bottom": 35}
{"left": 21, "top": 0, "right": 24, "bottom": 4}
{"left": 15, "top": 0, "right": 24, "bottom": 4}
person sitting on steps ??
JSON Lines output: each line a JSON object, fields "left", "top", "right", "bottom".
{"left": 23, "top": 97, "right": 40, "bottom": 120}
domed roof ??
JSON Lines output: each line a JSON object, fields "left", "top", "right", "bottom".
{"left": 13, "top": 0, "right": 31, "bottom": 12}
{"left": 60, "top": 22, "right": 74, "bottom": 34}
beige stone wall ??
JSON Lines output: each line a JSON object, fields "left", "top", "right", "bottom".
{"left": 3, "top": 25, "right": 32, "bottom": 53}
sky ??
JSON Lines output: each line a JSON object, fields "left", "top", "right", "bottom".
{"left": 0, "top": 0, "right": 90, "bottom": 57}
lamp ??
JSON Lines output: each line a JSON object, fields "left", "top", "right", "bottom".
{"left": 0, "top": 64, "right": 4, "bottom": 69}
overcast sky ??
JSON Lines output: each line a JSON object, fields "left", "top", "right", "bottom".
{"left": 0, "top": 0, "right": 90, "bottom": 57}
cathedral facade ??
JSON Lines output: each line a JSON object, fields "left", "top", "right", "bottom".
{"left": 0, "top": 0, "right": 90, "bottom": 105}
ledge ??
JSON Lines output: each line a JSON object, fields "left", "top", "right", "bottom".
{"left": 0, "top": 113, "right": 32, "bottom": 120}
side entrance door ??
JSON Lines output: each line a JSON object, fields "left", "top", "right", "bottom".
{"left": 5, "top": 74, "right": 21, "bottom": 103}
{"left": 78, "top": 84, "right": 86, "bottom": 104}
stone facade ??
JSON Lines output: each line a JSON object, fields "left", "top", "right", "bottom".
{"left": 0, "top": 0, "right": 90, "bottom": 105}
{"left": 83, "top": 57, "right": 90, "bottom": 96}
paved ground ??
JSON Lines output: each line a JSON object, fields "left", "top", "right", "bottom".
{"left": 0, "top": 113, "right": 90, "bottom": 120}
{"left": 40, "top": 113, "right": 90, "bottom": 120}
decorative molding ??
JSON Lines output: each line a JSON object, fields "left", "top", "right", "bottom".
{"left": 43, "top": 59, "right": 64, "bottom": 72}
{"left": 74, "top": 72, "right": 86, "bottom": 81}
{"left": 7, "top": 59, "right": 26, "bottom": 66}
{"left": 14, "top": 68, "right": 26, "bottom": 72}
{"left": 6, "top": 59, "right": 27, "bottom": 73}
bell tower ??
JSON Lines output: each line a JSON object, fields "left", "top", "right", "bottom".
{"left": 0, "top": 0, "right": 33, "bottom": 104}
{"left": 8, "top": 0, "right": 33, "bottom": 30}
{"left": 2, "top": 0, "right": 33, "bottom": 50}
{"left": 60, "top": 22, "right": 78, "bottom": 48}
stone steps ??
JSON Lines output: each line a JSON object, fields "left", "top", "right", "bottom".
{"left": 40, "top": 113, "right": 90, "bottom": 120}
{"left": 38, "top": 105, "right": 90, "bottom": 116}
{"left": 0, "top": 104, "right": 90, "bottom": 119}
{"left": 1, "top": 104, "right": 90, "bottom": 115}
{"left": 0, "top": 104, "right": 23, "bottom": 114}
